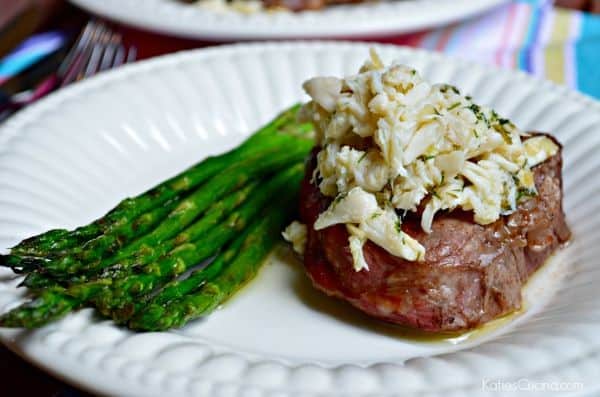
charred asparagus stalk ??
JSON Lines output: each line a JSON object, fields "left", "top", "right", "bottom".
{"left": 6, "top": 104, "right": 307, "bottom": 259}
{"left": 95, "top": 165, "right": 304, "bottom": 322}
{"left": 0, "top": 165, "right": 304, "bottom": 328}
{"left": 23, "top": 137, "right": 311, "bottom": 277}
{"left": 129, "top": 186, "right": 297, "bottom": 331}
{"left": 20, "top": 181, "right": 260, "bottom": 290}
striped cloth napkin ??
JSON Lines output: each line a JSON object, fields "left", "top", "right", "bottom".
{"left": 381, "top": 0, "right": 600, "bottom": 99}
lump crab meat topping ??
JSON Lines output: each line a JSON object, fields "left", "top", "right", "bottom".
{"left": 284, "top": 50, "right": 559, "bottom": 271}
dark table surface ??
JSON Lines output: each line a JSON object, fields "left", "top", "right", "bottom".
{"left": 0, "top": 346, "right": 90, "bottom": 396}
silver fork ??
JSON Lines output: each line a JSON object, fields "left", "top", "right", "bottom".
{"left": 0, "top": 20, "right": 137, "bottom": 122}
{"left": 59, "top": 20, "right": 137, "bottom": 87}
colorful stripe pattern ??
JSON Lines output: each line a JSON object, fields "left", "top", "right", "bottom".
{"left": 0, "top": 31, "right": 67, "bottom": 85}
{"left": 382, "top": 0, "right": 600, "bottom": 99}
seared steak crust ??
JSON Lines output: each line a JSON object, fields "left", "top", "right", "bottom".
{"left": 300, "top": 135, "right": 571, "bottom": 332}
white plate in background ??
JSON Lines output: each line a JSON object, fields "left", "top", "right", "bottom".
{"left": 68, "top": 0, "right": 506, "bottom": 40}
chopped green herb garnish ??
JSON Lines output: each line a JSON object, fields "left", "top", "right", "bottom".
{"left": 490, "top": 110, "right": 499, "bottom": 122}
{"left": 395, "top": 220, "right": 402, "bottom": 234}
{"left": 516, "top": 187, "right": 537, "bottom": 201}
{"left": 332, "top": 192, "right": 348, "bottom": 209}
{"left": 466, "top": 103, "right": 492, "bottom": 127}
{"left": 468, "top": 103, "right": 481, "bottom": 115}
{"left": 448, "top": 102, "right": 461, "bottom": 111}
{"left": 440, "top": 84, "right": 460, "bottom": 94}
{"left": 358, "top": 152, "right": 368, "bottom": 163}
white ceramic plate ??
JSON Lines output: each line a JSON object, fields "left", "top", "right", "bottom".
{"left": 68, "top": 0, "right": 506, "bottom": 40}
{"left": 0, "top": 42, "right": 599, "bottom": 397}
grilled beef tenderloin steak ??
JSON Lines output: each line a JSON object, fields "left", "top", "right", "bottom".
{"left": 299, "top": 134, "right": 571, "bottom": 332}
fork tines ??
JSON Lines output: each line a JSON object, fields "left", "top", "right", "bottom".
{"left": 59, "top": 20, "right": 137, "bottom": 87}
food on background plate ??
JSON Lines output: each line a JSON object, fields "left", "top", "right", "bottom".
{"left": 283, "top": 50, "right": 571, "bottom": 332}
{"left": 182, "top": 0, "right": 368, "bottom": 13}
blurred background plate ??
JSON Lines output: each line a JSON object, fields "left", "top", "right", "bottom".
{"left": 68, "top": 0, "right": 507, "bottom": 40}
